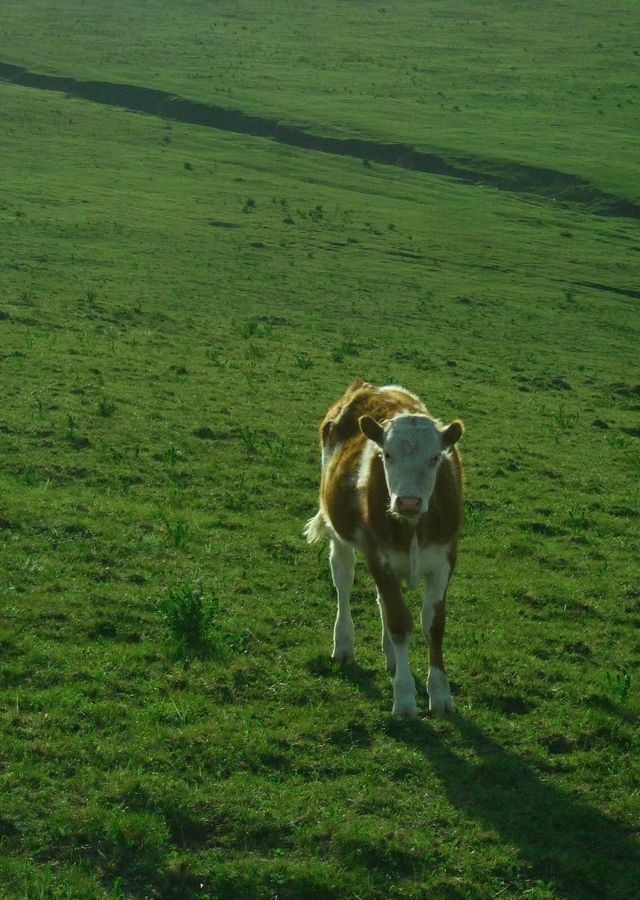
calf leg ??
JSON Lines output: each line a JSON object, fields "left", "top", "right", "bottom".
{"left": 376, "top": 591, "right": 396, "bottom": 674}
{"left": 372, "top": 565, "right": 416, "bottom": 717}
{"left": 330, "top": 538, "right": 355, "bottom": 663}
{"left": 422, "top": 552, "right": 454, "bottom": 714}
{"left": 388, "top": 629, "right": 417, "bottom": 718}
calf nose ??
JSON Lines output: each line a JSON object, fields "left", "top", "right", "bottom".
{"left": 396, "top": 495, "right": 423, "bottom": 515}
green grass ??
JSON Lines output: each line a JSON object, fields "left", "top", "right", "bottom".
{"left": 1, "top": 0, "right": 640, "bottom": 203}
{"left": 1, "top": 4, "right": 639, "bottom": 898}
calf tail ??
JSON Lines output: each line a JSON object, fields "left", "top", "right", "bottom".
{"left": 304, "top": 510, "right": 327, "bottom": 544}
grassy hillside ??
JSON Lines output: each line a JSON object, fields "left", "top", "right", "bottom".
{"left": 1, "top": 0, "right": 639, "bottom": 202}
{"left": 1, "top": 4, "right": 639, "bottom": 898}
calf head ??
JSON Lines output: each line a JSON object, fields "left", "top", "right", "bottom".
{"left": 359, "top": 413, "right": 463, "bottom": 521}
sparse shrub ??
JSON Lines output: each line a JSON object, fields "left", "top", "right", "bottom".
{"left": 223, "top": 487, "right": 252, "bottom": 512}
{"left": 332, "top": 338, "right": 361, "bottom": 363}
{"left": 468, "top": 630, "right": 488, "bottom": 652}
{"left": 156, "top": 582, "right": 217, "bottom": 656}
{"left": 242, "top": 198, "right": 256, "bottom": 213}
{"left": 65, "top": 414, "right": 90, "bottom": 449}
{"left": 554, "top": 404, "right": 579, "bottom": 431}
{"left": 112, "top": 877, "right": 127, "bottom": 900}
{"left": 626, "top": 449, "right": 640, "bottom": 475}
{"left": 246, "top": 342, "right": 265, "bottom": 361}
{"left": 164, "top": 444, "right": 180, "bottom": 468}
{"left": 21, "top": 467, "right": 46, "bottom": 487}
{"left": 296, "top": 355, "right": 314, "bottom": 370}
{"left": 85, "top": 290, "right": 97, "bottom": 305}
{"left": 239, "top": 319, "right": 259, "bottom": 338}
{"left": 206, "top": 348, "right": 225, "bottom": 366}
{"left": 607, "top": 433, "right": 630, "bottom": 450}
{"left": 156, "top": 582, "right": 244, "bottom": 660}
{"left": 97, "top": 398, "right": 116, "bottom": 418}
{"left": 239, "top": 426, "right": 259, "bottom": 453}
{"left": 605, "top": 669, "right": 632, "bottom": 706}
{"left": 243, "top": 363, "right": 257, "bottom": 389}
{"left": 566, "top": 503, "right": 590, "bottom": 532}
{"left": 184, "top": 161, "right": 193, "bottom": 171}
{"left": 166, "top": 483, "right": 181, "bottom": 508}
{"left": 263, "top": 436, "right": 290, "bottom": 466}
{"left": 164, "top": 518, "right": 189, "bottom": 548}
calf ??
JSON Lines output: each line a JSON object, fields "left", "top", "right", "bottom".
{"left": 305, "top": 379, "right": 464, "bottom": 717}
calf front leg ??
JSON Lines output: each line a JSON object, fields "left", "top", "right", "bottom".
{"left": 422, "top": 550, "right": 454, "bottom": 714}
{"left": 330, "top": 538, "right": 355, "bottom": 663}
{"left": 389, "top": 629, "right": 417, "bottom": 718}
{"left": 372, "top": 563, "right": 416, "bottom": 717}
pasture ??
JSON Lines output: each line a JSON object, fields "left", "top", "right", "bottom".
{"left": 0, "top": 2, "right": 638, "bottom": 897}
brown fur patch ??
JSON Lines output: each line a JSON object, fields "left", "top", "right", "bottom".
{"left": 320, "top": 383, "right": 426, "bottom": 453}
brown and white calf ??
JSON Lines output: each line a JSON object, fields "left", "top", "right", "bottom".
{"left": 305, "top": 379, "right": 464, "bottom": 717}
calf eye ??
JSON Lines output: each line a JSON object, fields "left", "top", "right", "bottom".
{"left": 428, "top": 454, "right": 441, "bottom": 467}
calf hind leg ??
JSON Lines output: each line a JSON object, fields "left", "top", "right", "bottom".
{"left": 330, "top": 538, "right": 356, "bottom": 663}
{"left": 376, "top": 592, "right": 396, "bottom": 675}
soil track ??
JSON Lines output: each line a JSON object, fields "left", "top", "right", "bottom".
{"left": 2, "top": 60, "right": 639, "bottom": 219}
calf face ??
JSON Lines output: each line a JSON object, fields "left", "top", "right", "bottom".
{"left": 360, "top": 413, "right": 463, "bottom": 521}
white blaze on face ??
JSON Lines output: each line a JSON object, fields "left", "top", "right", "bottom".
{"left": 381, "top": 415, "right": 443, "bottom": 519}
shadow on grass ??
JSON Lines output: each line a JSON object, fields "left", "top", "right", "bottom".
{"left": 388, "top": 713, "right": 639, "bottom": 900}
{"left": 305, "top": 654, "right": 383, "bottom": 700}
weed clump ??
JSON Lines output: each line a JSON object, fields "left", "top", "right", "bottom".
{"left": 156, "top": 582, "right": 218, "bottom": 659}
{"left": 156, "top": 582, "right": 245, "bottom": 662}
{"left": 605, "top": 669, "right": 632, "bottom": 706}
{"left": 97, "top": 397, "right": 116, "bottom": 417}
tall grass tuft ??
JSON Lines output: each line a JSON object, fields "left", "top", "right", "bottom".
{"left": 156, "top": 582, "right": 218, "bottom": 659}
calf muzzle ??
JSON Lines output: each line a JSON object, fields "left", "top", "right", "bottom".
{"left": 395, "top": 495, "right": 423, "bottom": 516}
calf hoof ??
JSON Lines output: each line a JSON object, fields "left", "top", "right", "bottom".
{"left": 392, "top": 699, "right": 418, "bottom": 719}
{"left": 427, "top": 667, "right": 454, "bottom": 716}
{"left": 429, "top": 696, "right": 454, "bottom": 716}
{"left": 332, "top": 649, "right": 355, "bottom": 665}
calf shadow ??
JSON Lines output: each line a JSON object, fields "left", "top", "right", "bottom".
{"left": 305, "top": 654, "right": 383, "bottom": 700}
{"left": 389, "top": 713, "right": 639, "bottom": 899}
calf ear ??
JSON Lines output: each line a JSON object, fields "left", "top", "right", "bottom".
{"left": 359, "top": 415, "right": 385, "bottom": 447}
{"left": 441, "top": 420, "right": 464, "bottom": 447}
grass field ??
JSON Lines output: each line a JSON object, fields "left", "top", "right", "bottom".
{"left": 1, "top": 2, "right": 639, "bottom": 898}
{"left": 1, "top": 0, "right": 640, "bottom": 201}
